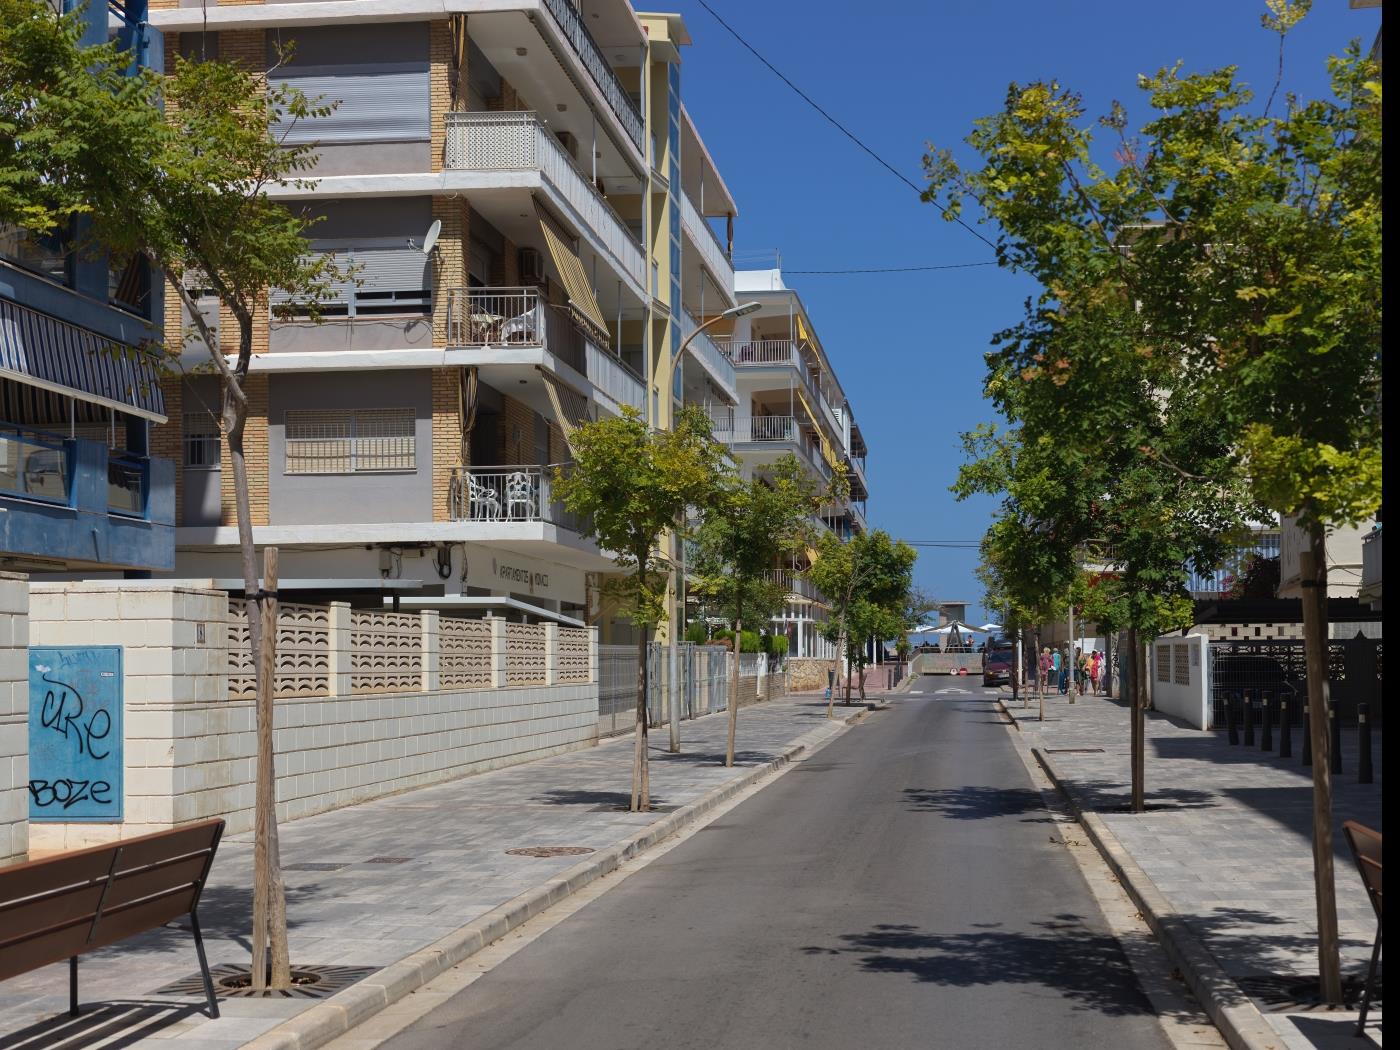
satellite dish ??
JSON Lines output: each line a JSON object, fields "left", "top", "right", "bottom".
{"left": 421, "top": 219, "right": 442, "bottom": 255}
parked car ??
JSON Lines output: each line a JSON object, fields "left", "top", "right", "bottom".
{"left": 983, "top": 643, "right": 1015, "bottom": 687}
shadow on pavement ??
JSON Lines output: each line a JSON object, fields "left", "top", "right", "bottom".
{"left": 800, "top": 917, "right": 1167, "bottom": 1018}
{"left": 0, "top": 1001, "right": 206, "bottom": 1050}
{"left": 528, "top": 789, "right": 671, "bottom": 809}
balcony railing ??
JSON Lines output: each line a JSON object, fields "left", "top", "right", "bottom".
{"left": 716, "top": 339, "right": 797, "bottom": 368}
{"left": 539, "top": 0, "right": 645, "bottom": 154}
{"left": 443, "top": 111, "right": 645, "bottom": 288}
{"left": 587, "top": 341, "right": 645, "bottom": 413}
{"left": 447, "top": 464, "right": 586, "bottom": 532}
{"left": 444, "top": 287, "right": 586, "bottom": 374}
{"left": 763, "top": 569, "right": 822, "bottom": 603}
{"left": 679, "top": 192, "right": 734, "bottom": 293}
{"left": 678, "top": 310, "right": 737, "bottom": 403}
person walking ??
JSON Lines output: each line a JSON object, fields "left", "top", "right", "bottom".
{"left": 1039, "top": 647, "right": 1052, "bottom": 693}
{"left": 1054, "top": 647, "right": 1066, "bottom": 694}
{"left": 1091, "top": 650, "right": 1104, "bottom": 695}
{"left": 1076, "top": 647, "right": 1091, "bottom": 695}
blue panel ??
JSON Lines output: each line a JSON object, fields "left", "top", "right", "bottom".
{"left": 28, "top": 647, "right": 124, "bottom": 822}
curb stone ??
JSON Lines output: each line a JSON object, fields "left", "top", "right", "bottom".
{"left": 242, "top": 705, "right": 875, "bottom": 1050}
{"left": 987, "top": 694, "right": 1278, "bottom": 1050}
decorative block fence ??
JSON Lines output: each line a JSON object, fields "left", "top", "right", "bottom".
{"left": 24, "top": 582, "right": 599, "bottom": 854}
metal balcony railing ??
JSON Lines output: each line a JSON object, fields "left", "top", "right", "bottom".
{"left": 586, "top": 342, "right": 645, "bottom": 413}
{"left": 447, "top": 464, "right": 586, "bottom": 532}
{"left": 443, "top": 111, "right": 645, "bottom": 288}
{"left": 679, "top": 192, "right": 733, "bottom": 290}
{"left": 444, "top": 287, "right": 586, "bottom": 373}
{"left": 715, "top": 339, "right": 797, "bottom": 367}
{"left": 539, "top": 0, "right": 645, "bottom": 154}
{"left": 678, "top": 310, "right": 737, "bottom": 402}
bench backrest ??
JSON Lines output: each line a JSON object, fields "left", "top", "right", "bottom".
{"left": 1342, "top": 820, "right": 1382, "bottom": 921}
{"left": 0, "top": 819, "right": 224, "bottom": 981}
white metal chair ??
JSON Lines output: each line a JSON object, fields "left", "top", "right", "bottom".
{"left": 468, "top": 475, "right": 501, "bottom": 521}
{"left": 505, "top": 471, "right": 536, "bottom": 520}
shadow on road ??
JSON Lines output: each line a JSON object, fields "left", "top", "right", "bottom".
{"left": 900, "top": 785, "right": 1046, "bottom": 820}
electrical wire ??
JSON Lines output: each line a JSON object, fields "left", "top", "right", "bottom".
{"left": 692, "top": 0, "right": 998, "bottom": 254}
{"left": 786, "top": 262, "right": 998, "bottom": 276}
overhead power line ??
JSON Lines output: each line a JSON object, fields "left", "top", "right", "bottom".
{"left": 692, "top": 0, "right": 998, "bottom": 254}
{"left": 786, "top": 262, "right": 998, "bottom": 276}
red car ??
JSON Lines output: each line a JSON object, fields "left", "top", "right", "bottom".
{"left": 983, "top": 644, "right": 1015, "bottom": 687}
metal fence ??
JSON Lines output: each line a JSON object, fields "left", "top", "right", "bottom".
{"left": 600, "top": 642, "right": 735, "bottom": 737}
{"left": 1207, "top": 638, "right": 1382, "bottom": 730}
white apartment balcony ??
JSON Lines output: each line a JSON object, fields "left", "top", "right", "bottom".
{"left": 448, "top": 464, "right": 587, "bottom": 532}
{"left": 1360, "top": 529, "right": 1382, "bottom": 607}
{"left": 444, "top": 111, "right": 646, "bottom": 293}
{"left": 679, "top": 192, "right": 735, "bottom": 307}
{"left": 717, "top": 338, "right": 846, "bottom": 446}
{"left": 535, "top": 0, "right": 644, "bottom": 155}
{"left": 763, "top": 569, "right": 824, "bottom": 604}
{"left": 678, "top": 310, "right": 738, "bottom": 407}
{"left": 586, "top": 341, "right": 645, "bottom": 415}
{"left": 710, "top": 414, "right": 834, "bottom": 482}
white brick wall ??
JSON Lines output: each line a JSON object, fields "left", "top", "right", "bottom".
{"left": 0, "top": 572, "right": 28, "bottom": 865}
{"left": 26, "top": 583, "right": 600, "bottom": 850}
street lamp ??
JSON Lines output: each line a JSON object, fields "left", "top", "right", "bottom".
{"left": 662, "top": 300, "right": 760, "bottom": 753}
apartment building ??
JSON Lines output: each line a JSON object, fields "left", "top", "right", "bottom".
{"left": 142, "top": 0, "right": 740, "bottom": 632}
{"left": 707, "top": 265, "right": 871, "bottom": 659}
{"left": 1, "top": 0, "right": 174, "bottom": 577}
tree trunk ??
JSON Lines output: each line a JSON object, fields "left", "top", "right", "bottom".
{"left": 632, "top": 611, "right": 650, "bottom": 812}
{"left": 843, "top": 660, "right": 852, "bottom": 705}
{"left": 858, "top": 663, "right": 867, "bottom": 701}
{"left": 1129, "top": 626, "right": 1145, "bottom": 814}
{"left": 1300, "top": 530, "right": 1343, "bottom": 1005}
{"left": 1104, "top": 630, "right": 1115, "bottom": 698}
{"left": 228, "top": 372, "right": 289, "bottom": 990}
{"left": 725, "top": 605, "right": 741, "bottom": 767}
{"left": 827, "top": 627, "right": 847, "bottom": 719}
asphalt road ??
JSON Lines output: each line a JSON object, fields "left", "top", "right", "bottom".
{"left": 378, "top": 684, "right": 1174, "bottom": 1050}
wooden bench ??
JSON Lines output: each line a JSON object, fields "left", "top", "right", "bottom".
{"left": 0, "top": 818, "right": 225, "bottom": 1019}
{"left": 1342, "top": 820, "right": 1382, "bottom": 1037}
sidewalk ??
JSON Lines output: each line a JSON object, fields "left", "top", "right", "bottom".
{"left": 999, "top": 690, "right": 1382, "bottom": 1050}
{"left": 0, "top": 697, "right": 866, "bottom": 1050}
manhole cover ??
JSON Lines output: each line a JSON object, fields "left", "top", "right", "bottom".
{"left": 156, "top": 964, "right": 379, "bottom": 1000}
{"left": 505, "top": 846, "right": 597, "bottom": 859}
{"left": 1236, "top": 974, "right": 1380, "bottom": 1012}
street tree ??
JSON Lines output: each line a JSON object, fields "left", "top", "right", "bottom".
{"left": 691, "top": 456, "right": 825, "bottom": 765}
{"left": 554, "top": 406, "right": 731, "bottom": 807}
{"left": 809, "top": 529, "right": 918, "bottom": 715}
{"left": 2, "top": 3, "right": 342, "bottom": 990}
{"left": 932, "top": 5, "right": 1380, "bottom": 1001}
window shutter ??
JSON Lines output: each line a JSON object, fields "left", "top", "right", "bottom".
{"left": 272, "top": 68, "right": 429, "bottom": 144}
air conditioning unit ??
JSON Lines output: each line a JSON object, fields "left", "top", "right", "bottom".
{"left": 555, "top": 131, "right": 578, "bottom": 159}
{"left": 519, "top": 247, "right": 545, "bottom": 286}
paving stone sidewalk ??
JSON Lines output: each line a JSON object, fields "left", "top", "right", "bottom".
{"left": 0, "top": 697, "right": 859, "bottom": 1049}
{"left": 1002, "top": 691, "right": 1382, "bottom": 1049}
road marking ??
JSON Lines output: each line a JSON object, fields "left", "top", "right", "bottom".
{"left": 935, "top": 687, "right": 971, "bottom": 695}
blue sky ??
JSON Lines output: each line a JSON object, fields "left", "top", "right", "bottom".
{"left": 670, "top": 0, "right": 1379, "bottom": 623}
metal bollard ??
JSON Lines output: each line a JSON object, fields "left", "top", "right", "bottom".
{"left": 1242, "top": 690, "right": 1255, "bottom": 746}
{"left": 1260, "top": 691, "right": 1273, "bottom": 752}
{"left": 1330, "top": 700, "right": 1343, "bottom": 775}
{"left": 1357, "top": 702, "right": 1373, "bottom": 784}
{"left": 1278, "top": 697, "right": 1291, "bottom": 758}
{"left": 1226, "top": 692, "right": 1239, "bottom": 745}
{"left": 1301, "top": 703, "right": 1312, "bottom": 766}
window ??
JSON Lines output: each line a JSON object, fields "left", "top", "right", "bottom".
{"left": 285, "top": 408, "right": 415, "bottom": 474}
{"left": 1, "top": 222, "right": 69, "bottom": 286}
{"left": 184, "top": 413, "right": 221, "bottom": 468}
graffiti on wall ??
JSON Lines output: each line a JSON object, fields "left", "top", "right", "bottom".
{"left": 28, "top": 646, "right": 124, "bottom": 822}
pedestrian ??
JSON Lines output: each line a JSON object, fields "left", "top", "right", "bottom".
{"left": 1091, "top": 650, "right": 1104, "bottom": 694}
{"left": 1039, "top": 647, "right": 1052, "bottom": 691}
{"left": 1054, "top": 647, "right": 1066, "bottom": 693}
{"left": 1072, "top": 646, "right": 1084, "bottom": 695}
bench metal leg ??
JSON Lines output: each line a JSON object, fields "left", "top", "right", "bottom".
{"left": 1355, "top": 925, "right": 1380, "bottom": 1037}
{"left": 69, "top": 956, "right": 78, "bottom": 1017}
{"left": 190, "top": 913, "right": 220, "bottom": 1019}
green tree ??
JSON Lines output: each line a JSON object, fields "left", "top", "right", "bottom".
{"left": 554, "top": 406, "right": 731, "bottom": 807}
{"left": 2, "top": 2, "right": 342, "bottom": 990}
{"left": 691, "top": 455, "right": 825, "bottom": 765}
{"left": 932, "top": 7, "right": 1380, "bottom": 1000}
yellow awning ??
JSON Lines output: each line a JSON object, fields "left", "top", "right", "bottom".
{"left": 795, "top": 312, "right": 811, "bottom": 345}
{"left": 538, "top": 215, "right": 611, "bottom": 343}
{"left": 797, "top": 389, "right": 842, "bottom": 471}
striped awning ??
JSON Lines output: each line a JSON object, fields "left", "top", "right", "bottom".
{"left": 536, "top": 213, "right": 611, "bottom": 345}
{"left": 0, "top": 299, "right": 167, "bottom": 423}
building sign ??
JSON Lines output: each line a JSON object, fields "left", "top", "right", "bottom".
{"left": 28, "top": 646, "right": 123, "bottom": 822}
{"left": 466, "top": 547, "right": 585, "bottom": 604}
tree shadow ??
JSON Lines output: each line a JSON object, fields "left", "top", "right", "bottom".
{"left": 0, "top": 1001, "right": 207, "bottom": 1050}
{"left": 646, "top": 749, "right": 777, "bottom": 767}
{"left": 799, "top": 916, "right": 1165, "bottom": 1018}
{"left": 529, "top": 789, "right": 670, "bottom": 810}
{"left": 1061, "top": 778, "right": 1219, "bottom": 813}
{"left": 901, "top": 786, "right": 1047, "bottom": 820}
{"left": 1171, "top": 906, "right": 1373, "bottom": 981}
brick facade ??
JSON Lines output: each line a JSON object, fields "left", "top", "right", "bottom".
{"left": 429, "top": 20, "right": 453, "bottom": 172}
{"left": 219, "top": 374, "right": 269, "bottom": 526}
{"left": 500, "top": 394, "right": 537, "bottom": 465}
{"left": 431, "top": 197, "right": 468, "bottom": 344}
{"left": 431, "top": 368, "right": 462, "bottom": 523}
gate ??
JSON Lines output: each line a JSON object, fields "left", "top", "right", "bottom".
{"left": 1207, "top": 637, "right": 1381, "bottom": 730}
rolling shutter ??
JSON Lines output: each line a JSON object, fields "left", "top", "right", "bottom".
{"left": 272, "top": 65, "right": 429, "bottom": 145}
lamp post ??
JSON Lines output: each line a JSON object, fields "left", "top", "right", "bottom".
{"left": 660, "top": 301, "right": 760, "bottom": 753}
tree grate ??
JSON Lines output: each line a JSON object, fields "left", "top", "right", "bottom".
{"left": 156, "top": 964, "right": 379, "bottom": 1000}
{"left": 1235, "top": 973, "right": 1381, "bottom": 1012}
{"left": 505, "top": 846, "right": 597, "bottom": 858}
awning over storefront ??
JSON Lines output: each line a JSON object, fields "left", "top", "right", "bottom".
{"left": 0, "top": 299, "right": 167, "bottom": 423}
{"left": 536, "top": 213, "right": 611, "bottom": 343}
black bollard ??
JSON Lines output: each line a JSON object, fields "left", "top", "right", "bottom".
{"left": 1278, "top": 696, "right": 1292, "bottom": 758}
{"left": 1226, "top": 692, "right": 1239, "bottom": 744}
{"left": 1242, "top": 690, "right": 1255, "bottom": 746}
{"left": 1357, "top": 703, "right": 1373, "bottom": 784}
{"left": 1260, "top": 690, "right": 1273, "bottom": 752}
{"left": 1302, "top": 703, "right": 1312, "bottom": 766}
{"left": 1330, "top": 700, "right": 1343, "bottom": 775}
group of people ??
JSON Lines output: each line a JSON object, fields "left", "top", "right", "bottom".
{"left": 1037, "top": 645, "right": 1106, "bottom": 696}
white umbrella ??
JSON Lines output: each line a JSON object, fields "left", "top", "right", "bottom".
{"left": 978, "top": 623, "right": 1003, "bottom": 634}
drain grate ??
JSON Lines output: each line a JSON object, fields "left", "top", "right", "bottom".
{"left": 1236, "top": 974, "right": 1381, "bottom": 1013}
{"left": 505, "top": 846, "right": 596, "bottom": 859}
{"left": 156, "top": 964, "right": 379, "bottom": 1001}
{"left": 283, "top": 862, "right": 348, "bottom": 872}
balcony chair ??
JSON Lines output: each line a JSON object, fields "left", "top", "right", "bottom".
{"left": 499, "top": 302, "right": 543, "bottom": 345}
{"left": 505, "top": 471, "right": 536, "bottom": 520}
{"left": 468, "top": 475, "right": 501, "bottom": 521}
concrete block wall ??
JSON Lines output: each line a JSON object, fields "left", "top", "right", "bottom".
{"left": 26, "top": 583, "right": 600, "bottom": 850}
{"left": 0, "top": 572, "right": 28, "bottom": 865}
{"left": 1150, "top": 633, "right": 1210, "bottom": 730}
